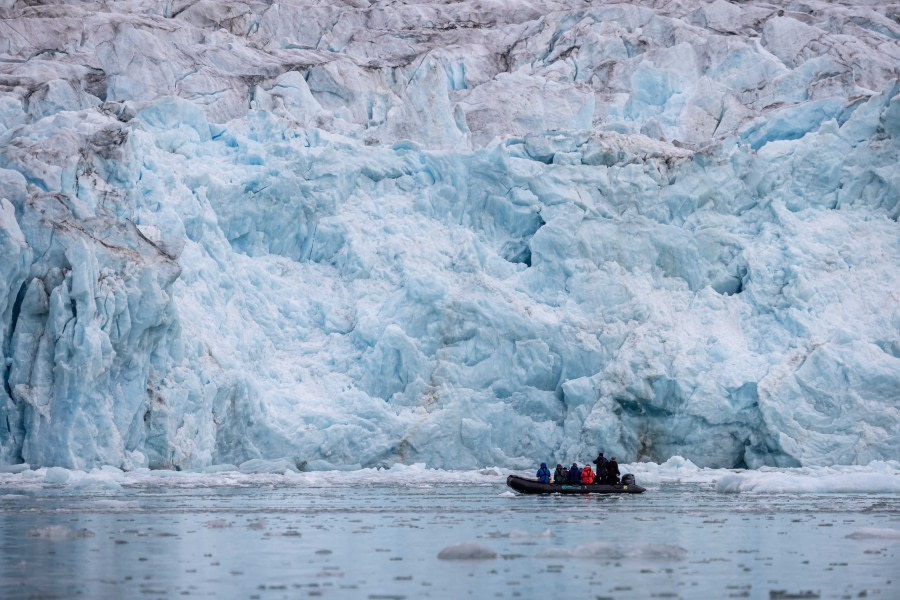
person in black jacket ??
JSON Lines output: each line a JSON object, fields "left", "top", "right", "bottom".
{"left": 553, "top": 464, "right": 566, "bottom": 484}
{"left": 592, "top": 452, "right": 608, "bottom": 483}
{"left": 606, "top": 457, "right": 620, "bottom": 484}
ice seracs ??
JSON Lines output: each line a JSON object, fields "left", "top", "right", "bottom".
{"left": 0, "top": 1, "right": 898, "bottom": 470}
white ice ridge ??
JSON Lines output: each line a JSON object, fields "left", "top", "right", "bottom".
{"left": 0, "top": 1, "right": 898, "bottom": 471}
{"left": 1, "top": 458, "right": 898, "bottom": 494}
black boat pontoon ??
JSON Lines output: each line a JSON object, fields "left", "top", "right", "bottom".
{"left": 506, "top": 474, "right": 646, "bottom": 495}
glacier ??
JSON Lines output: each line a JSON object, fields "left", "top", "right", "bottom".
{"left": 0, "top": 0, "right": 897, "bottom": 471}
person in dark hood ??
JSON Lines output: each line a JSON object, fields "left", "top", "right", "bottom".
{"left": 568, "top": 463, "right": 580, "bottom": 484}
{"left": 536, "top": 462, "right": 551, "bottom": 483}
{"left": 553, "top": 464, "right": 567, "bottom": 484}
{"left": 593, "top": 452, "right": 609, "bottom": 482}
{"left": 606, "top": 456, "right": 620, "bottom": 484}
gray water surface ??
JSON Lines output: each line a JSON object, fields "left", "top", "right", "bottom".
{"left": 1, "top": 481, "right": 898, "bottom": 599}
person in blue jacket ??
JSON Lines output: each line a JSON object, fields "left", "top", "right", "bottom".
{"left": 567, "top": 462, "right": 580, "bottom": 483}
{"left": 536, "top": 462, "right": 551, "bottom": 483}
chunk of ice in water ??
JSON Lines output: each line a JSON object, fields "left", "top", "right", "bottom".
{"left": 437, "top": 542, "right": 498, "bottom": 560}
{"left": 484, "top": 529, "right": 553, "bottom": 538}
{"left": 715, "top": 470, "right": 900, "bottom": 494}
{"left": 845, "top": 528, "right": 900, "bottom": 540}
{"left": 204, "top": 519, "right": 231, "bottom": 528}
{"left": 537, "top": 542, "right": 688, "bottom": 560}
{"left": 27, "top": 525, "right": 95, "bottom": 539}
{"left": 44, "top": 467, "right": 70, "bottom": 484}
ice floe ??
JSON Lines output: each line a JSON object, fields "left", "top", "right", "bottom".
{"left": 437, "top": 542, "right": 498, "bottom": 560}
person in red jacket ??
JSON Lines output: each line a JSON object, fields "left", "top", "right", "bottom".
{"left": 580, "top": 464, "right": 595, "bottom": 484}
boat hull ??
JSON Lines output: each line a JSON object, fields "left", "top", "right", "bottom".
{"left": 506, "top": 475, "right": 646, "bottom": 495}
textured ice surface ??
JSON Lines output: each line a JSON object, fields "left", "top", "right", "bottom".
{"left": 0, "top": 1, "right": 898, "bottom": 470}
{"left": 1, "top": 459, "right": 898, "bottom": 495}
{"left": 714, "top": 462, "right": 900, "bottom": 494}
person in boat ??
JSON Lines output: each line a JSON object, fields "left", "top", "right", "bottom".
{"left": 568, "top": 462, "right": 580, "bottom": 483}
{"left": 593, "top": 452, "right": 608, "bottom": 483}
{"left": 580, "top": 464, "right": 595, "bottom": 484}
{"left": 536, "top": 462, "right": 551, "bottom": 483}
{"left": 606, "top": 456, "right": 620, "bottom": 484}
{"left": 553, "top": 464, "right": 567, "bottom": 484}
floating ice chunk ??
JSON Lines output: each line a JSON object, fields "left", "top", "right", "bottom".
{"left": 43, "top": 467, "right": 71, "bottom": 484}
{"left": 485, "top": 529, "right": 553, "bottom": 538}
{"left": 33, "top": 467, "right": 125, "bottom": 489}
{"left": 845, "top": 528, "right": 900, "bottom": 540}
{"left": 538, "top": 542, "right": 688, "bottom": 561}
{"left": 715, "top": 464, "right": 900, "bottom": 494}
{"left": 622, "top": 456, "right": 712, "bottom": 485}
{"left": 72, "top": 470, "right": 125, "bottom": 490}
{"left": 204, "top": 519, "right": 231, "bottom": 528}
{"left": 27, "top": 525, "right": 95, "bottom": 539}
{"left": 200, "top": 464, "right": 240, "bottom": 473}
{"left": 0, "top": 464, "right": 30, "bottom": 474}
{"left": 478, "top": 468, "right": 503, "bottom": 477}
{"left": 437, "top": 542, "right": 498, "bottom": 560}
{"left": 515, "top": 529, "right": 552, "bottom": 538}
{"left": 264, "top": 529, "right": 302, "bottom": 537}
{"left": 497, "top": 491, "right": 517, "bottom": 498}
{"left": 238, "top": 458, "right": 300, "bottom": 474}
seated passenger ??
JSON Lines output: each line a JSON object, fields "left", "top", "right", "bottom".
{"left": 536, "top": 462, "right": 551, "bottom": 483}
{"left": 580, "top": 465, "right": 595, "bottom": 484}
{"left": 553, "top": 464, "right": 566, "bottom": 484}
{"left": 568, "top": 463, "right": 580, "bottom": 483}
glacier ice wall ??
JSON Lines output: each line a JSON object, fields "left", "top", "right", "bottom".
{"left": 0, "top": 0, "right": 898, "bottom": 470}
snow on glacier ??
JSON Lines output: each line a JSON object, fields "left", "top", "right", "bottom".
{"left": 0, "top": 0, "right": 898, "bottom": 471}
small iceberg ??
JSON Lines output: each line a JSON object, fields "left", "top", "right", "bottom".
{"left": 437, "top": 542, "right": 498, "bottom": 560}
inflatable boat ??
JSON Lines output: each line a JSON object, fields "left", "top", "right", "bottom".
{"left": 506, "top": 474, "right": 646, "bottom": 494}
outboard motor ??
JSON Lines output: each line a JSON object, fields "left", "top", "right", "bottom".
{"left": 621, "top": 473, "right": 635, "bottom": 486}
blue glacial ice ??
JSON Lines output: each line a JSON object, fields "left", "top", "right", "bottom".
{"left": 0, "top": 0, "right": 898, "bottom": 471}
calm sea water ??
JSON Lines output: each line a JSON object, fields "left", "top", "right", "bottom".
{"left": 1, "top": 480, "right": 898, "bottom": 599}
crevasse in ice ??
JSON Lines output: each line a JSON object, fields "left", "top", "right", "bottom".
{"left": 0, "top": 0, "right": 897, "bottom": 470}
